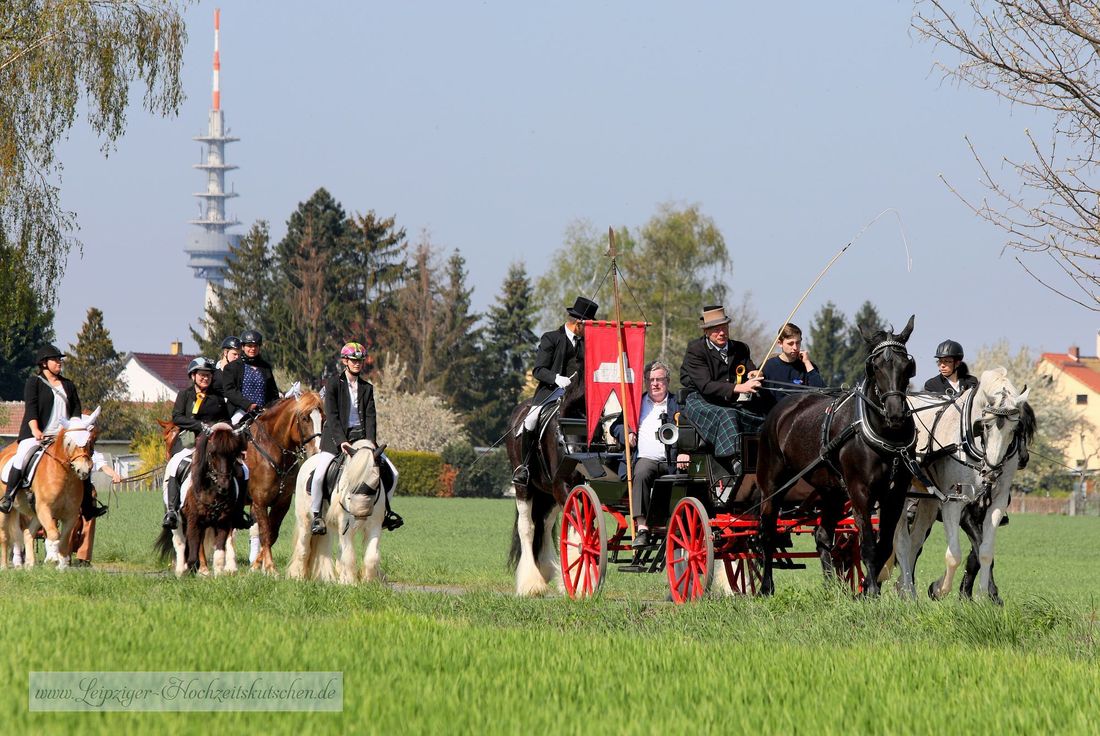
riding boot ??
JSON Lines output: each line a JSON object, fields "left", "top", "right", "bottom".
{"left": 382, "top": 506, "right": 404, "bottom": 531}
{"left": 163, "top": 476, "right": 181, "bottom": 529}
{"left": 311, "top": 512, "right": 327, "bottom": 536}
{"left": 0, "top": 465, "right": 25, "bottom": 514}
{"left": 81, "top": 478, "right": 108, "bottom": 519}
{"left": 512, "top": 429, "right": 533, "bottom": 487}
{"left": 232, "top": 474, "right": 254, "bottom": 530}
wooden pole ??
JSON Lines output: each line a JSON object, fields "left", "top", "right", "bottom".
{"left": 608, "top": 227, "right": 637, "bottom": 539}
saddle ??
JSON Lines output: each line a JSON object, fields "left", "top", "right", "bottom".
{"left": 0, "top": 443, "right": 49, "bottom": 490}
{"left": 307, "top": 453, "right": 350, "bottom": 504}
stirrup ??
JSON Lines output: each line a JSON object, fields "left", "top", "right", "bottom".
{"left": 311, "top": 513, "right": 327, "bottom": 536}
{"left": 511, "top": 465, "right": 530, "bottom": 487}
{"left": 383, "top": 509, "right": 404, "bottom": 531}
{"left": 162, "top": 511, "right": 179, "bottom": 530}
{"left": 0, "top": 494, "right": 14, "bottom": 514}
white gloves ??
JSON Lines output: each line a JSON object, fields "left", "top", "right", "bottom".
{"left": 554, "top": 374, "right": 572, "bottom": 389}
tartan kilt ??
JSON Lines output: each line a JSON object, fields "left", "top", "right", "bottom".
{"left": 682, "top": 392, "right": 765, "bottom": 458}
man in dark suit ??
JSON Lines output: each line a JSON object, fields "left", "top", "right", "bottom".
{"left": 610, "top": 360, "right": 691, "bottom": 547}
{"left": 311, "top": 342, "right": 400, "bottom": 535}
{"left": 512, "top": 295, "right": 599, "bottom": 487}
{"left": 679, "top": 305, "right": 766, "bottom": 462}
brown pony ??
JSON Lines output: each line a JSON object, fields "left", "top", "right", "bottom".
{"left": 238, "top": 392, "right": 323, "bottom": 573}
{"left": 155, "top": 423, "right": 246, "bottom": 575}
{"left": 157, "top": 419, "right": 181, "bottom": 460}
{"left": 0, "top": 410, "right": 101, "bottom": 570}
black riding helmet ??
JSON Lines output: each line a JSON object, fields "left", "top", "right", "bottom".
{"left": 35, "top": 344, "right": 65, "bottom": 364}
{"left": 934, "top": 339, "right": 964, "bottom": 360}
{"left": 240, "top": 330, "right": 263, "bottom": 346}
{"left": 187, "top": 357, "right": 217, "bottom": 376}
{"left": 221, "top": 336, "right": 242, "bottom": 351}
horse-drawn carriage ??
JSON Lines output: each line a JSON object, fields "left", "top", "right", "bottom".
{"left": 552, "top": 397, "right": 870, "bottom": 603}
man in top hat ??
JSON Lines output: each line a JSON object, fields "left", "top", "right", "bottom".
{"left": 679, "top": 305, "right": 767, "bottom": 464}
{"left": 512, "top": 295, "right": 599, "bottom": 487}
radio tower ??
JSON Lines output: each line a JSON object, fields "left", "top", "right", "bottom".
{"left": 185, "top": 8, "right": 240, "bottom": 336}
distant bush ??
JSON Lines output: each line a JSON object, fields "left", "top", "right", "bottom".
{"left": 442, "top": 440, "right": 511, "bottom": 498}
{"left": 388, "top": 450, "right": 445, "bottom": 497}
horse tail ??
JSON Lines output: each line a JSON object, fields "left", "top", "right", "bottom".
{"left": 154, "top": 526, "right": 175, "bottom": 562}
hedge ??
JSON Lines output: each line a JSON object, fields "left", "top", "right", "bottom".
{"left": 387, "top": 450, "right": 446, "bottom": 497}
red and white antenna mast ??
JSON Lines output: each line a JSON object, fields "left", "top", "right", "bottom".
{"left": 212, "top": 8, "right": 221, "bottom": 110}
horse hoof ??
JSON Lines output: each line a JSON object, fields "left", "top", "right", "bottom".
{"left": 927, "top": 581, "right": 944, "bottom": 601}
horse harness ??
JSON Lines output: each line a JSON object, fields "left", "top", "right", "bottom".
{"left": 243, "top": 409, "right": 320, "bottom": 492}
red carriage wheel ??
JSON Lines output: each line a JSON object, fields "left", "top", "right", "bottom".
{"left": 722, "top": 539, "right": 763, "bottom": 595}
{"left": 559, "top": 484, "right": 607, "bottom": 599}
{"left": 833, "top": 534, "right": 864, "bottom": 594}
{"left": 666, "top": 497, "right": 714, "bottom": 603}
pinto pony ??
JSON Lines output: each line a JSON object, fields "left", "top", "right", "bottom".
{"left": 895, "top": 368, "right": 1034, "bottom": 602}
{"left": 505, "top": 382, "right": 587, "bottom": 596}
{"left": 755, "top": 317, "right": 917, "bottom": 596}
{"left": 0, "top": 408, "right": 102, "bottom": 570}
{"left": 287, "top": 440, "right": 388, "bottom": 584}
{"left": 155, "top": 423, "right": 247, "bottom": 576}
{"left": 237, "top": 391, "right": 323, "bottom": 574}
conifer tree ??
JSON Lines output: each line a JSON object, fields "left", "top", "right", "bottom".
{"left": 434, "top": 250, "right": 484, "bottom": 418}
{"left": 66, "top": 307, "right": 128, "bottom": 437}
{"left": 808, "top": 302, "right": 852, "bottom": 386}
{"left": 843, "top": 301, "right": 887, "bottom": 385}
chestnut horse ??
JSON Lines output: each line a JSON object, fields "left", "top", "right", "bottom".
{"left": 236, "top": 392, "right": 323, "bottom": 573}
{"left": 155, "top": 423, "right": 247, "bottom": 575}
{"left": 0, "top": 409, "right": 101, "bottom": 570}
{"left": 505, "top": 382, "right": 587, "bottom": 596}
{"left": 756, "top": 317, "right": 917, "bottom": 596}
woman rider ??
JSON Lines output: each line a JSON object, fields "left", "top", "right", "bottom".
{"left": 216, "top": 335, "right": 241, "bottom": 371}
{"left": 311, "top": 342, "right": 401, "bottom": 535}
{"left": 162, "top": 357, "right": 251, "bottom": 530}
{"left": 0, "top": 345, "right": 108, "bottom": 518}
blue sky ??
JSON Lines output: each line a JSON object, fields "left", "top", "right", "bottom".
{"left": 51, "top": 1, "right": 1095, "bottom": 368}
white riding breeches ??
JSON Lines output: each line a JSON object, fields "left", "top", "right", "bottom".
{"left": 310, "top": 451, "right": 337, "bottom": 515}
{"left": 11, "top": 437, "right": 41, "bottom": 469}
{"left": 522, "top": 405, "right": 540, "bottom": 433}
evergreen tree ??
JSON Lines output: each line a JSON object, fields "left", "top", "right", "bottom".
{"left": 808, "top": 302, "right": 852, "bottom": 386}
{"left": 468, "top": 264, "right": 537, "bottom": 445}
{"left": 345, "top": 210, "right": 408, "bottom": 360}
{"left": 65, "top": 307, "right": 128, "bottom": 437}
{"left": 192, "top": 221, "right": 277, "bottom": 356}
{"left": 0, "top": 237, "right": 55, "bottom": 399}
{"left": 842, "top": 301, "right": 887, "bottom": 385}
{"left": 385, "top": 239, "right": 439, "bottom": 392}
{"left": 433, "top": 250, "right": 484, "bottom": 417}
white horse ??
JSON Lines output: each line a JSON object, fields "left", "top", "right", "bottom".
{"left": 894, "top": 368, "right": 1034, "bottom": 602}
{"left": 286, "top": 440, "right": 391, "bottom": 584}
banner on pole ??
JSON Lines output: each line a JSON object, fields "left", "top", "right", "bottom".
{"left": 584, "top": 321, "right": 647, "bottom": 443}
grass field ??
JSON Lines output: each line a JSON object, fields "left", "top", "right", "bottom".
{"left": 1, "top": 491, "right": 1097, "bottom": 734}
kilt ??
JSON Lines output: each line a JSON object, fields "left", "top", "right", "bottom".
{"left": 682, "top": 392, "right": 764, "bottom": 458}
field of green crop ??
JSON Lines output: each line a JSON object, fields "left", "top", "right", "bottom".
{"left": 1, "top": 491, "right": 1097, "bottom": 734}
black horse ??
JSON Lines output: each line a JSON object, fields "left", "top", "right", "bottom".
{"left": 755, "top": 316, "right": 917, "bottom": 596}
{"left": 505, "top": 381, "right": 587, "bottom": 596}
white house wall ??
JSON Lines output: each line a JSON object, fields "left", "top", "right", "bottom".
{"left": 120, "top": 359, "right": 178, "bottom": 402}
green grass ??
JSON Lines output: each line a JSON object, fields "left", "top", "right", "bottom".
{"left": 1, "top": 491, "right": 1098, "bottom": 734}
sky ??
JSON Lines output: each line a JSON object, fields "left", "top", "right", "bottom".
{"left": 50, "top": 1, "right": 1097, "bottom": 371}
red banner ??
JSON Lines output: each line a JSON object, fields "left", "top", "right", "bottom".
{"left": 584, "top": 321, "right": 647, "bottom": 443}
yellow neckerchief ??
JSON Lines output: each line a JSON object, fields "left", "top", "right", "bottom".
{"left": 192, "top": 387, "right": 207, "bottom": 414}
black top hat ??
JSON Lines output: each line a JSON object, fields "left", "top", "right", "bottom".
{"left": 567, "top": 296, "right": 599, "bottom": 321}
{"left": 35, "top": 344, "right": 65, "bottom": 364}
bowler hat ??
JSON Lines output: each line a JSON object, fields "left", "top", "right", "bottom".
{"left": 567, "top": 296, "right": 599, "bottom": 321}
{"left": 699, "top": 305, "right": 730, "bottom": 329}
{"left": 35, "top": 345, "right": 65, "bottom": 364}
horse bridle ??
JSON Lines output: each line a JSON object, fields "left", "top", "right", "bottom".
{"left": 860, "top": 339, "right": 913, "bottom": 417}
{"left": 244, "top": 405, "right": 320, "bottom": 489}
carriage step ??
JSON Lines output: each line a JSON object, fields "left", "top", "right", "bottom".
{"left": 617, "top": 564, "right": 649, "bottom": 573}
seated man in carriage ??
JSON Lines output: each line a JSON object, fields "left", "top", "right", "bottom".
{"left": 512, "top": 295, "right": 599, "bottom": 487}
{"left": 609, "top": 360, "right": 690, "bottom": 548}
{"left": 759, "top": 322, "right": 825, "bottom": 410}
{"left": 679, "top": 305, "right": 767, "bottom": 473}
{"left": 162, "top": 357, "right": 251, "bottom": 530}
{"left": 310, "top": 342, "right": 402, "bottom": 535}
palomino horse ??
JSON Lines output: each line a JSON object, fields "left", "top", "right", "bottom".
{"left": 155, "top": 423, "right": 247, "bottom": 576}
{"left": 237, "top": 392, "right": 323, "bottom": 573}
{"left": 0, "top": 408, "right": 101, "bottom": 570}
{"left": 894, "top": 368, "right": 1034, "bottom": 603}
{"left": 505, "top": 381, "right": 587, "bottom": 596}
{"left": 756, "top": 318, "right": 917, "bottom": 596}
{"left": 287, "top": 440, "right": 388, "bottom": 584}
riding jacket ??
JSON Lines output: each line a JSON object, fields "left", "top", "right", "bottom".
{"left": 680, "top": 336, "right": 761, "bottom": 409}
{"left": 221, "top": 354, "right": 281, "bottom": 414}
{"left": 18, "top": 375, "right": 81, "bottom": 442}
{"left": 923, "top": 364, "right": 978, "bottom": 396}
{"left": 172, "top": 384, "right": 231, "bottom": 437}
{"left": 532, "top": 325, "right": 584, "bottom": 405}
{"left": 320, "top": 372, "right": 377, "bottom": 454}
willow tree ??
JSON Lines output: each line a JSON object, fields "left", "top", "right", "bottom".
{"left": 1, "top": 0, "right": 188, "bottom": 306}
{"left": 916, "top": 1, "right": 1100, "bottom": 310}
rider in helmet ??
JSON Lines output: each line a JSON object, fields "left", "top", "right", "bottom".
{"left": 217, "top": 335, "right": 241, "bottom": 371}
{"left": 924, "top": 339, "right": 978, "bottom": 396}
{"left": 311, "top": 342, "right": 402, "bottom": 535}
{"left": 221, "top": 330, "right": 281, "bottom": 423}
{"left": 163, "top": 357, "right": 251, "bottom": 530}
{"left": 0, "top": 345, "right": 108, "bottom": 519}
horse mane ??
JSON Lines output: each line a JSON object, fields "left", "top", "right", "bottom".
{"left": 1018, "top": 402, "right": 1037, "bottom": 445}
{"left": 257, "top": 390, "right": 322, "bottom": 433}
{"left": 192, "top": 426, "right": 244, "bottom": 484}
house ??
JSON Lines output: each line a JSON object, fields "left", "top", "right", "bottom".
{"left": 118, "top": 341, "right": 196, "bottom": 403}
{"left": 1037, "top": 333, "right": 1100, "bottom": 473}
